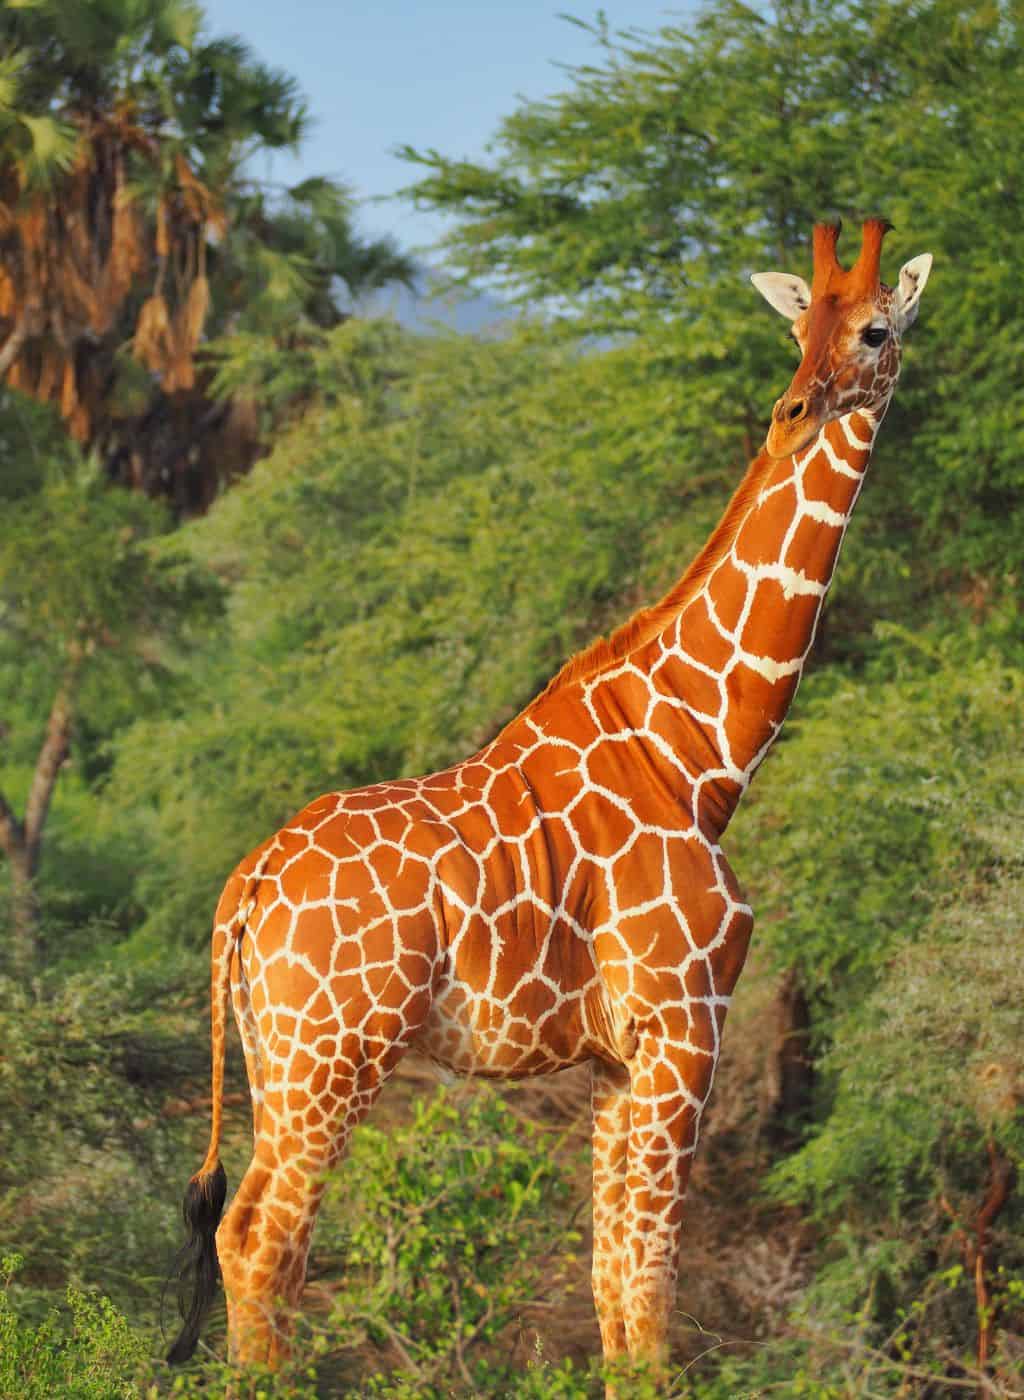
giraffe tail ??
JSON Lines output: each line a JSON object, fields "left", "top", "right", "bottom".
{"left": 166, "top": 881, "right": 246, "bottom": 1365}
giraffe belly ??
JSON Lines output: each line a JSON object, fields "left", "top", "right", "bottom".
{"left": 413, "top": 918, "right": 603, "bottom": 1078}
{"left": 414, "top": 986, "right": 593, "bottom": 1077}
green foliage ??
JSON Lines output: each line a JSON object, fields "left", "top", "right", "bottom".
{"left": 735, "top": 638, "right": 1024, "bottom": 1001}
{"left": 684, "top": 1261, "right": 1024, "bottom": 1396}
{"left": 319, "top": 1087, "right": 582, "bottom": 1396}
{"left": 0, "top": 403, "right": 223, "bottom": 947}
{"left": 0, "top": 958, "right": 203, "bottom": 1306}
{"left": 767, "top": 869, "right": 1024, "bottom": 1212}
{"left": 0, "top": 462, "right": 216, "bottom": 684}
{"left": 0, "top": 1255, "right": 148, "bottom": 1400}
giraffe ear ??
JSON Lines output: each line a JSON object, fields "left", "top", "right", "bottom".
{"left": 750, "top": 272, "right": 811, "bottom": 322}
{"left": 893, "top": 253, "right": 933, "bottom": 331}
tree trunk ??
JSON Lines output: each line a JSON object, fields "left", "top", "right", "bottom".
{"left": 0, "top": 666, "right": 77, "bottom": 972}
{"left": 7, "top": 842, "right": 39, "bottom": 974}
{"left": 762, "top": 967, "right": 815, "bottom": 1151}
{"left": 24, "top": 678, "right": 75, "bottom": 858}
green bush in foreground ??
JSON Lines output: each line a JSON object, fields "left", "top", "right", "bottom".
{"left": 317, "top": 1086, "right": 584, "bottom": 1396}
{"left": 0, "top": 1254, "right": 148, "bottom": 1400}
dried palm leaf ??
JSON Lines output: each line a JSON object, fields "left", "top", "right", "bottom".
{"left": 156, "top": 198, "right": 170, "bottom": 259}
{"left": 60, "top": 360, "right": 77, "bottom": 418}
{"left": 99, "top": 211, "right": 143, "bottom": 314}
{"left": 134, "top": 292, "right": 170, "bottom": 370}
{"left": 37, "top": 349, "right": 59, "bottom": 400}
{"left": 164, "top": 319, "right": 195, "bottom": 391}
{"left": 174, "top": 152, "right": 212, "bottom": 221}
{"left": 183, "top": 273, "right": 209, "bottom": 349}
{"left": 62, "top": 261, "right": 100, "bottom": 326}
{"left": 207, "top": 203, "right": 228, "bottom": 239}
{"left": 69, "top": 401, "right": 90, "bottom": 441}
{"left": 20, "top": 201, "right": 47, "bottom": 255}
{"left": 0, "top": 272, "right": 15, "bottom": 318}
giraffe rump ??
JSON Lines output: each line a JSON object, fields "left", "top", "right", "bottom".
{"left": 165, "top": 1162, "right": 228, "bottom": 1364}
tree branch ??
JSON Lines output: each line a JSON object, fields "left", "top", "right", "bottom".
{"left": 0, "top": 314, "right": 30, "bottom": 380}
{"left": 22, "top": 664, "right": 78, "bottom": 869}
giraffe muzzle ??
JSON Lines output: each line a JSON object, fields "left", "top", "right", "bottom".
{"left": 766, "top": 392, "right": 821, "bottom": 458}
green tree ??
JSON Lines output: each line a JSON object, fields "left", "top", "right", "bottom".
{"left": 0, "top": 396, "right": 220, "bottom": 968}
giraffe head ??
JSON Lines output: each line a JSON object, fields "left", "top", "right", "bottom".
{"left": 751, "top": 219, "right": 932, "bottom": 459}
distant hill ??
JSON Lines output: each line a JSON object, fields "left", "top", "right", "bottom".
{"left": 354, "top": 268, "right": 516, "bottom": 335}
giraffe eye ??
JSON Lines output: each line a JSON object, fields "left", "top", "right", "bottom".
{"left": 862, "top": 326, "right": 888, "bottom": 348}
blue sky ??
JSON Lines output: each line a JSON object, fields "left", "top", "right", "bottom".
{"left": 200, "top": 1, "right": 691, "bottom": 259}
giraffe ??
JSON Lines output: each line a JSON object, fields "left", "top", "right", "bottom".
{"left": 167, "top": 218, "right": 931, "bottom": 1380}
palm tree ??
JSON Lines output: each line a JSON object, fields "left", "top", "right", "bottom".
{"left": 0, "top": 0, "right": 414, "bottom": 509}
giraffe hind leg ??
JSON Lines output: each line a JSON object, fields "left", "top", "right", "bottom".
{"left": 216, "top": 1033, "right": 420, "bottom": 1367}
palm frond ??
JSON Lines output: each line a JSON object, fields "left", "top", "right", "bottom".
{"left": 152, "top": 0, "right": 201, "bottom": 54}
{"left": 17, "top": 112, "right": 79, "bottom": 187}
{"left": 0, "top": 52, "right": 28, "bottom": 112}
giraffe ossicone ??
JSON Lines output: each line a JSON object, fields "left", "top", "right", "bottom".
{"left": 167, "top": 218, "right": 931, "bottom": 1381}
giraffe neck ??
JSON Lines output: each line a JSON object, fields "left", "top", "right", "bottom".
{"left": 631, "top": 407, "right": 882, "bottom": 838}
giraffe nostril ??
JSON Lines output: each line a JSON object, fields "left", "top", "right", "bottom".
{"left": 788, "top": 400, "right": 805, "bottom": 422}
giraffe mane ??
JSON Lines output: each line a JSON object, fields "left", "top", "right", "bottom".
{"left": 531, "top": 448, "right": 777, "bottom": 705}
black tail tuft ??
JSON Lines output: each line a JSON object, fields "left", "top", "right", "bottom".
{"left": 165, "top": 1162, "right": 228, "bottom": 1365}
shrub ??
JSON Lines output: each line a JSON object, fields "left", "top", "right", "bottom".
{"left": 0, "top": 1253, "right": 147, "bottom": 1400}
{"left": 319, "top": 1085, "right": 584, "bottom": 1397}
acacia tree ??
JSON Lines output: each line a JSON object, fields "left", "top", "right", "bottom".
{"left": 0, "top": 0, "right": 414, "bottom": 511}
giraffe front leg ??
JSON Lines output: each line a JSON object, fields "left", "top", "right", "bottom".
{"left": 619, "top": 1029, "right": 718, "bottom": 1379}
{"left": 591, "top": 1058, "right": 631, "bottom": 1366}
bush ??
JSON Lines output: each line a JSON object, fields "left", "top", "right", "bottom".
{"left": 319, "top": 1085, "right": 584, "bottom": 1397}
{"left": 0, "top": 1254, "right": 148, "bottom": 1400}
{"left": 0, "top": 960, "right": 204, "bottom": 1318}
